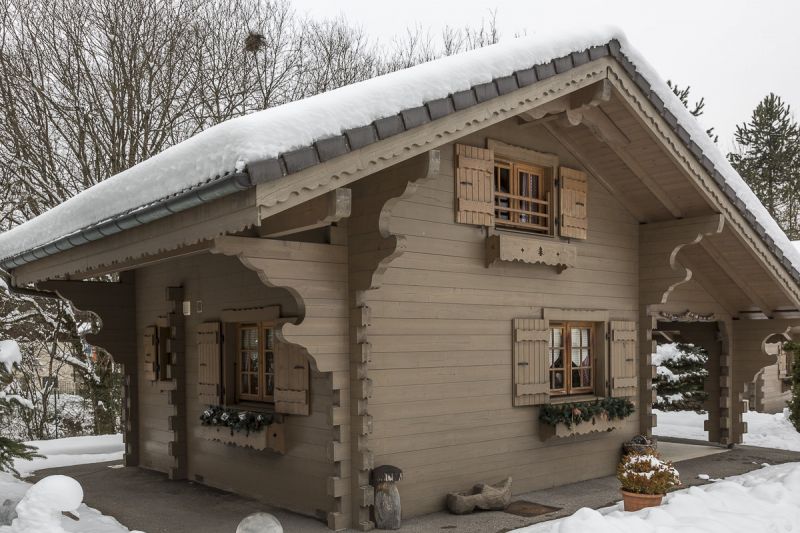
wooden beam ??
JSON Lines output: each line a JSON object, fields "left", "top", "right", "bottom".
{"left": 676, "top": 251, "right": 740, "bottom": 315}
{"left": 570, "top": 106, "right": 630, "bottom": 147}
{"left": 521, "top": 79, "right": 613, "bottom": 123}
{"left": 607, "top": 141, "right": 684, "bottom": 218}
{"left": 569, "top": 78, "right": 612, "bottom": 109}
{"left": 259, "top": 188, "right": 351, "bottom": 237}
{"left": 699, "top": 236, "right": 774, "bottom": 315}
{"left": 543, "top": 123, "right": 649, "bottom": 221}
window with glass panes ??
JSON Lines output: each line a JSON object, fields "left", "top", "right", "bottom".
{"left": 494, "top": 159, "right": 551, "bottom": 234}
{"left": 548, "top": 322, "right": 593, "bottom": 395}
{"left": 236, "top": 323, "right": 276, "bottom": 403}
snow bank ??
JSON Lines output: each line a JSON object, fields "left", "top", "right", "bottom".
{"left": 0, "top": 341, "right": 21, "bottom": 372}
{"left": 515, "top": 462, "right": 800, "bottom": 533}
{"left": 13, "top": 434, "right": 124, "bottom": 478}
{"left": 654, "top": 409, "right": 800, "bottom": 452}
{"left": 1, "top": 27, "right": 799, "bottom": 282}
{"left": 0, "top": 473, "right": 141, "bottom": 533}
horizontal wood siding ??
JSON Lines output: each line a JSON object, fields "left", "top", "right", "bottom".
{"left": 355, "top": 122, "right": 640, "bottom": 518}
{"left": 135, "top": 253, "right": 333, "bottom": 520}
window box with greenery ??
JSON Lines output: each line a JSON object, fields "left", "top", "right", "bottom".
{"left": 538, "top": 397, "right": 635, "bottom": 439}
{"left": 197, "top": 405, "right": 285, "bottom": 454}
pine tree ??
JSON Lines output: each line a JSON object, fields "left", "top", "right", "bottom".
{"left": 653, "top": 343, "right": 709, "bottom": 412}
{"left": 728, "top": 93, "right": 800, "bottom": 239}
{"left": 667, "top": 80, "right": 718, "bottom": 142}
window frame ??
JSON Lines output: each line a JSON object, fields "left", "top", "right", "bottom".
{"left": 493, "top": 159, "right": 552, "bottom": 234}
{"left": 486, "top": 140, "right": 559, "bottom": 237}
{"left": 235, "top": 321, "right": 276, "bottom": 404}
{"left": 548, "top": 321, "right": 595, "bottom": 396}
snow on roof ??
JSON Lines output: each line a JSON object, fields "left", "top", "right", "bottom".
{"left": 1, "top": 26, "right": 799, "bottom": 285}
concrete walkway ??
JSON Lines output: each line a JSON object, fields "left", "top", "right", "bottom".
{"left": 28, "top": 440, "right": 800, "bottom": 533}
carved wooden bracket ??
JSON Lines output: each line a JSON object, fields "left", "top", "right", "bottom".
{"left": 351, "top": 150, "right": 441, "bottom": 294}
{"left": 640, "top": 214, "right": 725, "bottom": 306}
{"left": 486, "top": 233, "right": 577, "bottom": 272}
{"left": 211, "top": 235, "right": 348, "bottom": 374}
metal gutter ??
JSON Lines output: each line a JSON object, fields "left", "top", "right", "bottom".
{"left": 0, "top": 171, "right": 254, "bottom": 271}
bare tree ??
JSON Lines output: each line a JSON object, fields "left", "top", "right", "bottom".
{"left": 0, "top": 0, "right": 502, "bottom": 440}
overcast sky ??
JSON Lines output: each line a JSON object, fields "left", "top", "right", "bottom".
{"left": 293, "top": 0, "right": 799, "bottom": 153}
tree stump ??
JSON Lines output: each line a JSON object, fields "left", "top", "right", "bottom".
{"left": 446, "top": 477, "right": 512, "bottom": 514}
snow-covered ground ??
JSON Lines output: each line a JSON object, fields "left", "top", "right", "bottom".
{"left": 654, "top": 408, "right": 800, "bottom": 452}
{"left": 1, "top": 434, "right": 136, "bottom": 532}
{"left": 12, "top": 434, "right": 123, "bottom": 478}
{"left": 0, "top": 473, "right": 138, "bottom": 532}
{"left": 515, "top": 462, "right": 800, "bottom": 533}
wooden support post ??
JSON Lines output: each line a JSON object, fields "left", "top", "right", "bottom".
{"left": 165, "top": 286, "right": 188, "bottom": 480}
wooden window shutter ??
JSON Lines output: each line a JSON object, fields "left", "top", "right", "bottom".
{"left": 274, "top": 340, "right": 310, "bottom": 415}
{"left": 610, "top": 320, "right": 637, "bottom": 397}
{"left": 197, "top": 322, "right": 222, "bottom": 406}
{"left": 513, "top": 318, "right": 550, "bottom": 406}
{"left": 455, "top": 144, "right": 495, "bottom": 227}
{"left": 142, "top": 325, "right": 158, "bottom": 381}
{"left": 559, "top": 167, "right": 588, "bottom": 239}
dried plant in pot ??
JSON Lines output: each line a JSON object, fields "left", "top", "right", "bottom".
{"left": 616, "top": 451, "right": 680, "bottom": 511}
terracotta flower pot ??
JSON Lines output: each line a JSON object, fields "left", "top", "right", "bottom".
{"left": 620, "top": 490, "right": 664, "bottom": 512}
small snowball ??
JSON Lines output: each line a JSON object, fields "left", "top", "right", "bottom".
{"left": 236, "top": 513, "right": 283, "bottom": 533}
{"left": 2, "top": 476, "right": 84, "bottom": 533}
{"left": 697, "top": 474, "right": 710, "bottom": 480}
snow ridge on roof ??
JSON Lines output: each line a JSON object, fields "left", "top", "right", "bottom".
{"left": 1, "top": 26, "right": 800, "bottom": 289}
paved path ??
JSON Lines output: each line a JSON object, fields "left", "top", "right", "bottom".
{"left": 28, "top": 440, "right": 800, "bottom": 533}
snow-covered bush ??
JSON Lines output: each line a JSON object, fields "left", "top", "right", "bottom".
{"left": 0, "top": 340, "right": 41, "bottom": 475}
{"left": 785, "top": 341, "right": 800, "bottom": 431}
{"left": 617, "top": 451, "right": 680, "bottom": 495}
{"left": 652, "top": 343, "right": 708, "bottom": 412}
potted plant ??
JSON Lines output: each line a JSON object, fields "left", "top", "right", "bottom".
{"left": 617, "top": 451, "right": 680, "bottom": 511}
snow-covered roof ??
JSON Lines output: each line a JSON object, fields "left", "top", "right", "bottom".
{"left": 1, "top": 27, "right": 799, "bottom": 286}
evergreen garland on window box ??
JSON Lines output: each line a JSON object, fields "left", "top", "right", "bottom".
{"left": 539, "top": 397, "right": 635, "bottom": 429}
{"left": 199, "top": 405, "right": 275, "bottom": 436}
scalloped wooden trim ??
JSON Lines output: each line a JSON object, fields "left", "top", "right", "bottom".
{"left": 486, "top": 233, "right": 576, "bottom": 271}
{"left": 197, "top": 423, "right": 285, "bottom": 454}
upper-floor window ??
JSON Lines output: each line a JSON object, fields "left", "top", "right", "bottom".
{"left": 494, "top": 159, "right": 552, "bottom": 234}
{"left": 454, "top": 141, "right": 588, "bottom": 240}
{"left": 549, "top": 322, "right": 593, "bottom": 395}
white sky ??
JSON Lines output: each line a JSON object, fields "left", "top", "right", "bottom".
{"left": 292, "top": 0, "right": 799, "bottom": 152}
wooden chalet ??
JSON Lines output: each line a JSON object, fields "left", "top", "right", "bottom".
{"left": 2, "top": 32, "right": 799, "bottom": 530}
